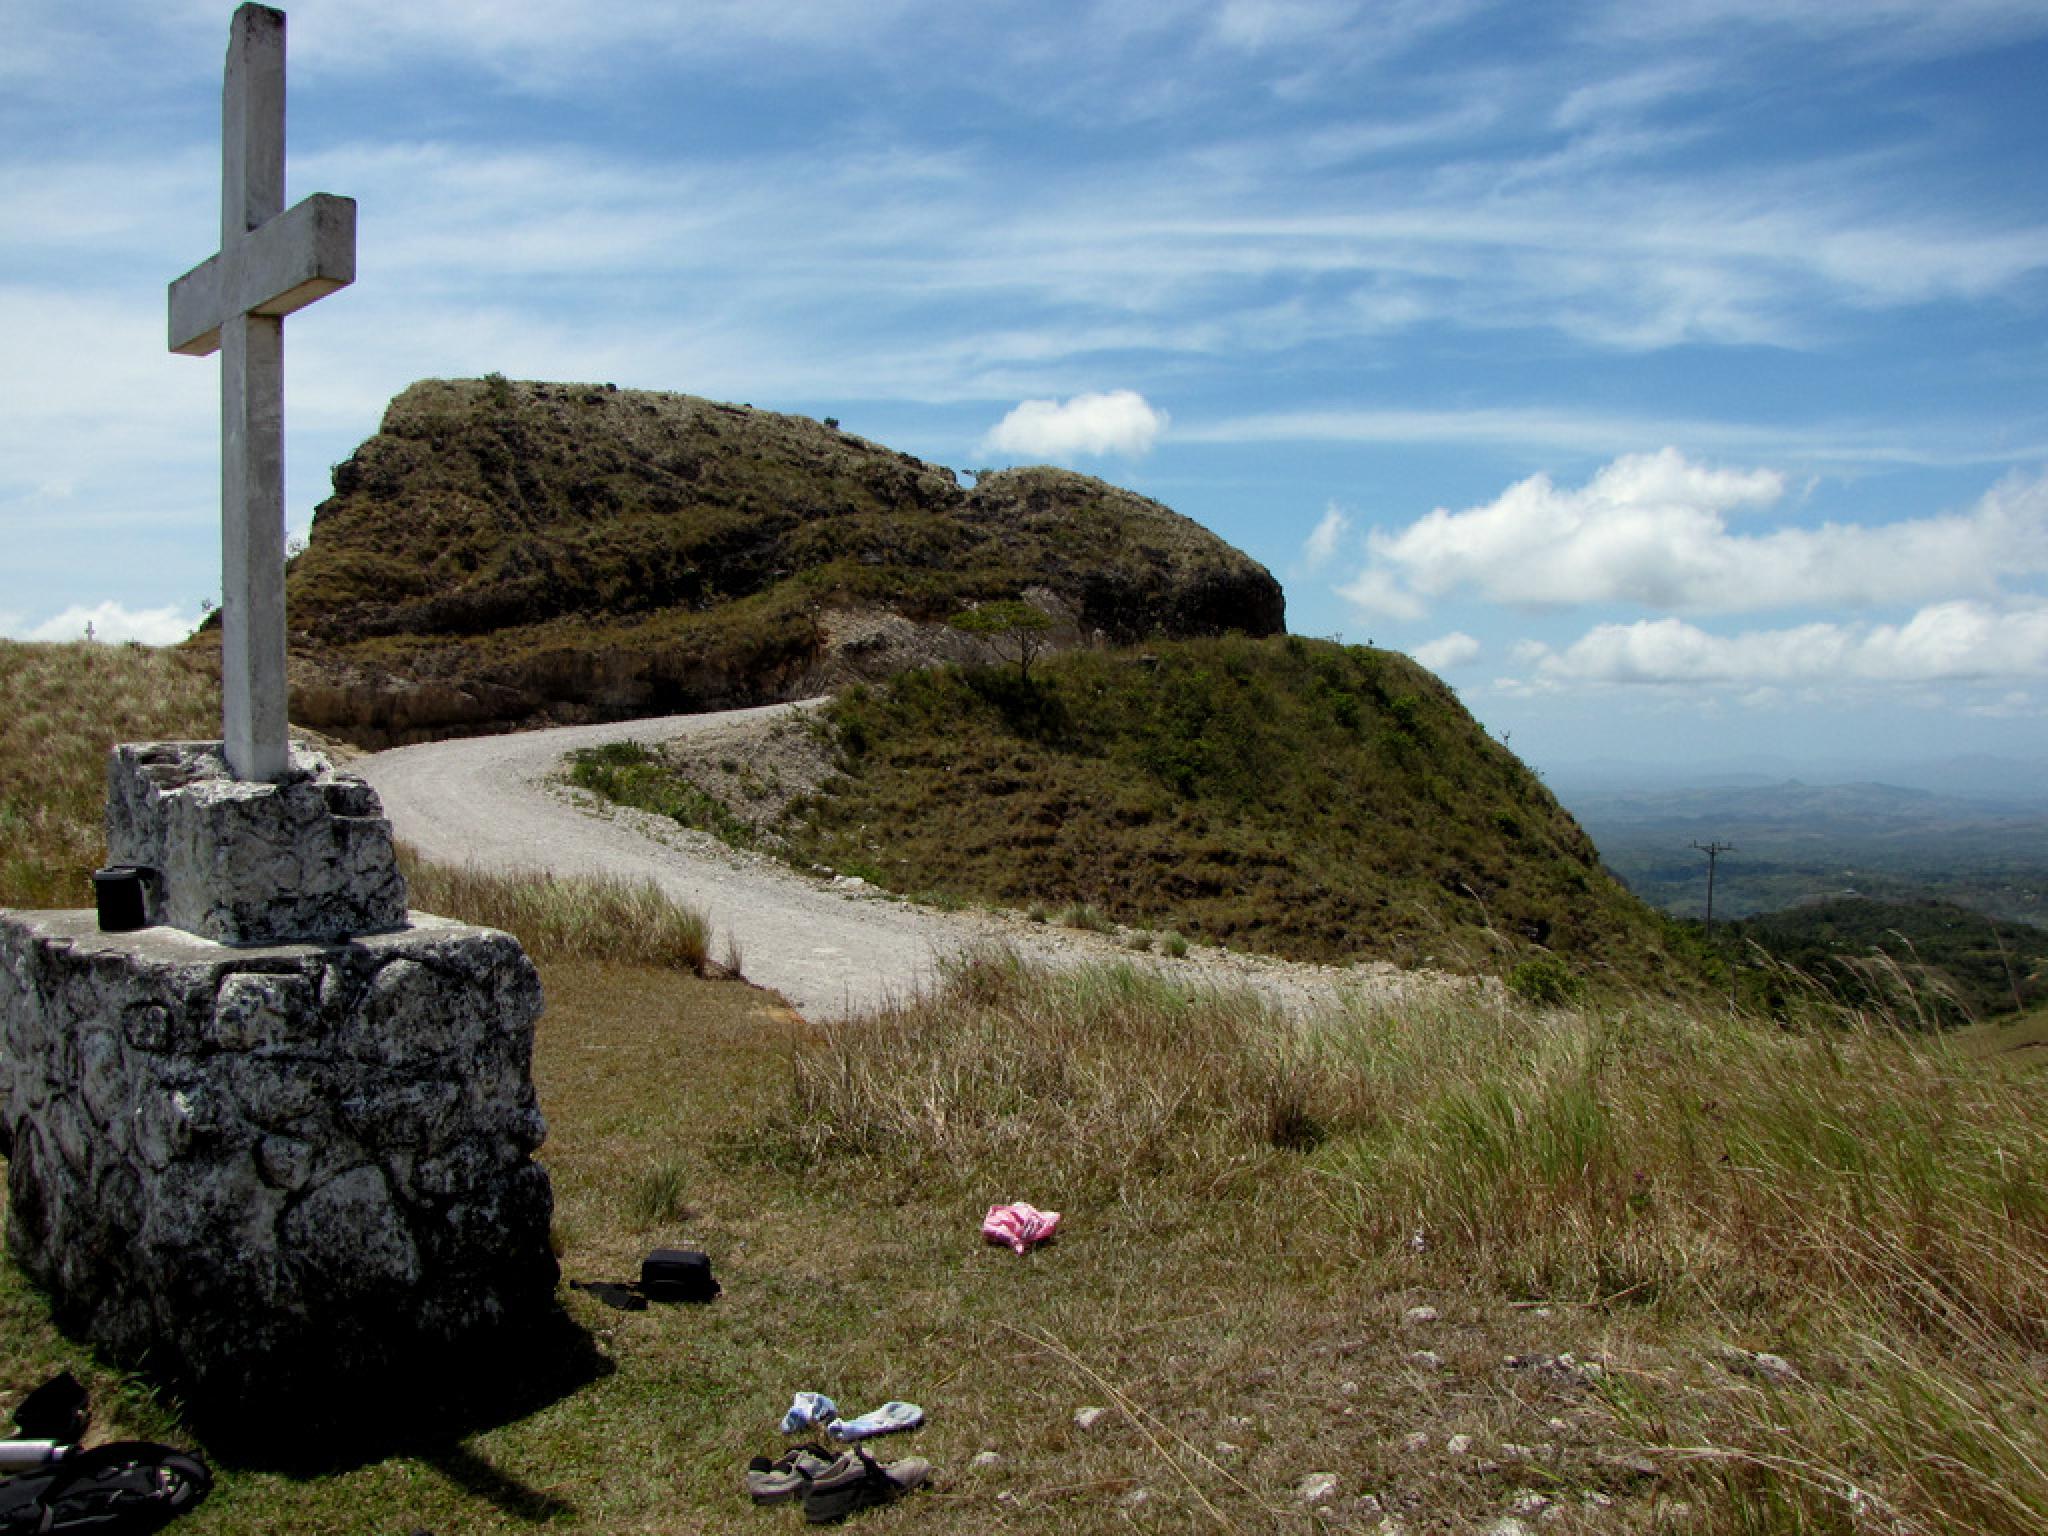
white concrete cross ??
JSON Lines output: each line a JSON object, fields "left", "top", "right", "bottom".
{"left": 168, "top": 4, "right": 355, "bottom": 783}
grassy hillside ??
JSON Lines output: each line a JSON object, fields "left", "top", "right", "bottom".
{"left": 274, "top": 377, "right": 1284, "bottom": 745}
{"left": 0, "top": 639, "right": 218, "bottom": 908}
{"left": 578, "top": 634, "right": 1695, "bottom": 990}
{"left": 9, "top": 641, "right": 2048, "bottom": 1533}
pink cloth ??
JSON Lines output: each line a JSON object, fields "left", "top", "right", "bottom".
{"left": 982, "top": 1202, "right": 1061, "bottom": 1254}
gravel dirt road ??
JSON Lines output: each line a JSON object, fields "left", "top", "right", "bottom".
{"left": 356, "top": 703, "right": 1461, "bottom": 1022}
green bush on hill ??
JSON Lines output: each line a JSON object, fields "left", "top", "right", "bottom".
{"left": 779, "top": 634, "right": 1688, "bottom": 986}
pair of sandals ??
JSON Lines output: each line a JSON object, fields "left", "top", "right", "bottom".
{"left": 745, "top": 1444, "right": 930, "bottom": 1524}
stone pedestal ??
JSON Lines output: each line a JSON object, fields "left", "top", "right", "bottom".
{"left": 0, "top": 910, "right": 556, "bottom": 1405}
{"left": 105, "top": 741, "right": 405, "bottom": 945}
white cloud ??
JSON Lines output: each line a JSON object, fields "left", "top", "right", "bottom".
{"left": 1302, "top": 503, "right": 1350, "bottom": 569}
{"left": 979, "top": 391, "right": 1169, "bottom": 461}
{"left": 1519, "top": 599, "right": 2048, "bottom": 687}
{"left": 1412, "top": 631, "right": 1481, "bottom": 671}
{"left": 20, "top": 602, "right": 199, "bottom": 646}
{"left": 1339, "top": 451, "right": 2048, "bottom": 619}
{"left": 1334, "top": 566, "right": 1427, "bottom": 622}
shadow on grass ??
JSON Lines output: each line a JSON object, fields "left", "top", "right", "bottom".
{"left": 421, "top": 1440, "right": 575, "bottom": 1524}
{"left": 187, "top": 1302, "right": 611, "bottom": 1484}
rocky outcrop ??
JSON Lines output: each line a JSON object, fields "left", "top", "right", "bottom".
{"left": 273, "top": 379, "right": 1284, "bottom": 745}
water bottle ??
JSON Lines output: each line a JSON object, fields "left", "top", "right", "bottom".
{"left": 0, "top": 1440, "right": 68, "bottom": 1471}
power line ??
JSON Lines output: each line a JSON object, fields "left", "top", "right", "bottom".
{"left": 1692, "top": 840, "right": 1735, "bottom": 937}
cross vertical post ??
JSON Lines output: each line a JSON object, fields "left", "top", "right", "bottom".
{"left": 169, "top": 4, "right": 355, "bottom": 783}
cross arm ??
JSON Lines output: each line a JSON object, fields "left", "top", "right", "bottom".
{"left": 169, "top": 192, "right": 357, "bottom": 356}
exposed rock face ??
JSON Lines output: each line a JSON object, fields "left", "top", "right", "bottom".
{"left": 0, "top": 910, "right": 554, "bottom": 1407}
{"left": 275, "top": 379, "right": 1285, "bottom": 745}
{"left": 105, "top": 740, "right": 405, "bottom": 945}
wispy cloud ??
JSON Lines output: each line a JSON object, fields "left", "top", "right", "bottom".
{"left": 1301, "top": 503, "right": 1350, "bottom": 570}
{"left": 1184, "top": 405, "right": 2048, "bottom": 470}
{"left": 1591, "top": 0, "right": 2048, "bottom": 57}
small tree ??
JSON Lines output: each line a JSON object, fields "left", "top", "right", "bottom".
{"left": 949, "top": 599, "right": 1054, "bottom": 681}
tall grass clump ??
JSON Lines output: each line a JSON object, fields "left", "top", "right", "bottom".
{"left": 397, "top": 845, "right": 710, "bottom": 972}
{"left": 1306, "top": 989, "right": 2048, "bottom": 1532}
{"left": 742, "top": 947, "right": 1363, "bottom": 1195}
{"left": 1314, "top": 995, "right": 2048, "bottom": 1336}
{"left": 0, "top": 639, "right": 216, "bottom": 908}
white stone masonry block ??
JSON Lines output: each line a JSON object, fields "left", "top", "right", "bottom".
{"left": 106, "top": 740, "right": 406, "bottom": 945}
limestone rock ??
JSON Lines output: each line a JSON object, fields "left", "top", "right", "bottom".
{"left": 105, "top": 740, "right": 405, "bottom": 944}
{"left": 1296, "top": 1473, "right": 1340, "bottom": 1504}
{"left": 280, "top": 379, "right": 1286, "bottom": 746}
{"left": 0, "top": 909, "right": 553, "bottom": 1407}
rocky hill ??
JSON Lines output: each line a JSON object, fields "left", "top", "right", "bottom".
{"left": 269, "top": 378, "right": 1284, "bottom": 746}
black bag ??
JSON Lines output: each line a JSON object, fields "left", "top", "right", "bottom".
{"left": 10, "top": 1375, "right": 86, "bottom": 1446}
{"left": 0, "top": 1441, "right": 212, "bottom": 1534}
{"left": 638, "top": 1249, "right": 719, "bottom": 1303}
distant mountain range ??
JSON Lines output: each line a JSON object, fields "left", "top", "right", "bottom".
{"left": 1556, "top": 773, "right": 2048, "bottom": 930}
{"left": 1548, "top": 755, "right": 2047, "bottom": 808}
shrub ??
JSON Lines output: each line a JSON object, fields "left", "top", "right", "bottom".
{"left": 1506, "top": 953, "right": 1580, "bottom": 1006}
{"left": 624, "top": 1160, "right": 693, "bottom": 1228}
{"left": 1059, "top": 902, "right": 1114, "bottom": 933}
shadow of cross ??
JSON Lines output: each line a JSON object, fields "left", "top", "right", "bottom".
{"left": 168, "top": 2, "right": 354, "bottom": 784}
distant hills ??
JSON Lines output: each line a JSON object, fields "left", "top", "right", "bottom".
{"left": 260, "top": 378, "right": 1284, "bottom": 747}
{"left": 1564, "top": 777, "right": 2048, "bottom": 930}
{"left": 1550, "top": 755, "right": 2048, "bottom": 807}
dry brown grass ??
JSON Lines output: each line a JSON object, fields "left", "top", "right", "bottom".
{"left": 397, "top": 844, "right": 710, "bottom": 973}
{"left": 7, "top": 933, "right": 2048, "bottom": 1532}
{"left": 730, "top": 952, "right": 2048, "bottom": 1535}
{"left": 0, "top": 640, "right": 217, "bottom": 908}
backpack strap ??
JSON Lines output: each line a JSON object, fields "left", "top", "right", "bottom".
{"left": 4, "top": 1443, "right": 211, "bottom": 1534}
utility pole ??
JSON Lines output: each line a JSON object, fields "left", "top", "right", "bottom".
{"left": 1692, "top": 841, "right": 1734, "bottom": 937}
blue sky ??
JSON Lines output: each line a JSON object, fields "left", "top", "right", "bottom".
{"left": 4, "top": 0, "right": 2045, "bottom": 776}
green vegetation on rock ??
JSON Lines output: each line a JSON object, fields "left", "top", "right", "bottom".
{"left": 585, "top": 634, "right": 1693, "bottom": 987}
{"left": 798, "top": 637, "right": 1689, "bottom": 982}
{"left": 274, "top": 377, "right": 1283, "bottom": 746}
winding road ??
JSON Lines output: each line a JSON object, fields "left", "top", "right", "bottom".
{"left": 355, "top": 704, "right": 1447, "bottom": 1023}
{"left": 355, "top": 702, "right": 985, "bottom": 1020}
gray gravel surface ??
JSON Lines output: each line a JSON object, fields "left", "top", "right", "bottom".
{"left": 356, "top": 703, "right": 1464, "bottom": 1022}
